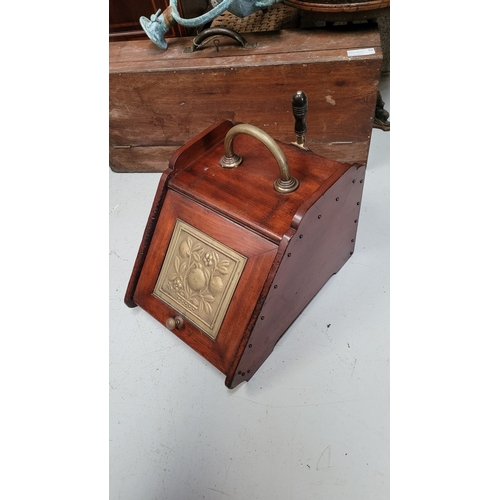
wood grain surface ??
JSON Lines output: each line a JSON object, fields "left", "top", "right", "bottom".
{"left": 110, "top": 26, "right": 382, "bottom": 171}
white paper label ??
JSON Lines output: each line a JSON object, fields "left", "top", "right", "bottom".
{"left": 347, "top": 48, "right": 376, "bottom": 57}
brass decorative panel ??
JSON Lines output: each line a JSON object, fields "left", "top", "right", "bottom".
{"left": 153, "top": 219, "right": 248, "bottom": 340}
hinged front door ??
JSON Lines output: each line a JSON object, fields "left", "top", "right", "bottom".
{"left": 152, "top": 219, "right": 248, "bottom": 341}
{"left": 133, "top": 189, "right": 278, "bottom": 374}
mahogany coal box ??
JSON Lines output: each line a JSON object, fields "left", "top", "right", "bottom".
{"left": 125, "top": 118, "right": 366, "bottom": 388}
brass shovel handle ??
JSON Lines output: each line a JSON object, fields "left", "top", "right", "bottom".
{"left": 220, "top": 124, "right": 300, "bottom": 194}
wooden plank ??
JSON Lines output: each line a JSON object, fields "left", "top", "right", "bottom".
{"left": 110, "top": 142, "right": 370, "bottom": 173}
{"left": 109, "top": 63, "right": 380, "bottom": 146}
{"left": 109, "top": 27, "right": 381, "bottom": 69}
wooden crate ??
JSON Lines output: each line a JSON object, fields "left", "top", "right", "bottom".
{"left": 110, "top": 26, "right": 382, "bottom": 172}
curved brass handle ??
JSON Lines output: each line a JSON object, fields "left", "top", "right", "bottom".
{"left": 220, "top": 124, "right": 300, "bottom": 194}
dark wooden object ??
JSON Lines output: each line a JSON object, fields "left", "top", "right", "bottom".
{"left": 110, "top": 25, "right": 382, "bottom": 172}
{"left": 126, "top": 120, "right": 366, "bottom": 388}
{"left": 284, "top": 0, "right": 389, "bottom": 22}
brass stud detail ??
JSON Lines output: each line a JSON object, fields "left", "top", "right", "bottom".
{"left": 166, "top": 315, "right": 184, "bottom": 330}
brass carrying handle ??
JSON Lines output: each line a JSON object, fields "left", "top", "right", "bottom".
{"left": 220, "top": 124, "right": 300, "bottom": 194}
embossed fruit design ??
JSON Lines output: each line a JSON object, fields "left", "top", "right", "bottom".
{"left": 168, "top": 233, "right": 235, "bottom": 320}
{"left": 187, "top": 267, "right": 206, "bottom": 291}
{"left": 209, "top": 276, "right": 224, "bottom": 296}
{"left": 179, "top": 239, "right": 190, "bottom": 258}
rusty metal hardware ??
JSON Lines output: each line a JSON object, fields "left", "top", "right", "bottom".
{"left": 184, "top": 27, "right": 257, "bottom": 53}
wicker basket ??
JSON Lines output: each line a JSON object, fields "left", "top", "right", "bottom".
{"left": 283, "top": 0, "right": 389, "bottom": 21}
{"left": 210, "top": 3, "right": 300, "bottom": 33}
